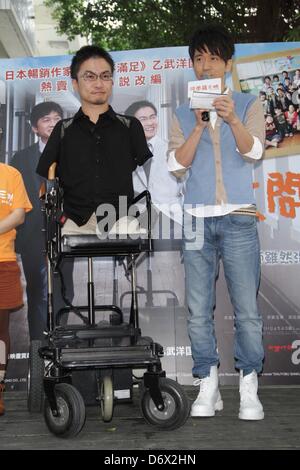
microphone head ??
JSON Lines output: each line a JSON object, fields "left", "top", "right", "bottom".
{"left": 202, "top": 111, "right": 210, "bottom": 122}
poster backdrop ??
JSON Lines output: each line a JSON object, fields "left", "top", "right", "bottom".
{"left": 0, "top": 41, "right": 300, "bottom": 390}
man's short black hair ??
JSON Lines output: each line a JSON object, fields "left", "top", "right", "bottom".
{"left": 70, "top": 45, "right": 115, "bottom": 79}
{"left": 30, "top": 101, "right": 63, "bottom": 127}
{"left": 188, "top": 24, "right": 234, "bottom": 63}
{"left": 125, "top": 100, "right": 157, "bottom": 117}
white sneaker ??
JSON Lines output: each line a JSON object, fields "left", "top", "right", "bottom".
{"left": 191, "top": 365, "right": 223, "bottom": 417}
{"left": 239, "top": 370, "right": 264, "bottom": 420}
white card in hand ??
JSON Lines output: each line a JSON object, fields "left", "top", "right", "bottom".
{"left": 188, "top": 78, "right": 222, "bottom": 98}
{"left": 189, "top": 91, "right": 225, "bottom": 110}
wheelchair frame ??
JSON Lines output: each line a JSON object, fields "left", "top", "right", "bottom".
{"left": 27, "top": 163, "right": 190, "bottom": 437}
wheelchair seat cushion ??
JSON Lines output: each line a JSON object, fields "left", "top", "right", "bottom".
{"left": 109, "top": 215, "right": 146, "bottom": 235}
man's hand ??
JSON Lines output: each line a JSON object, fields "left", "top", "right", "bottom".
{"left": 213, "top": 95, "right": 256, "bottom": 155}
{"left": 213, "top": 95, "right": 239, "bottom": 125}
{"left": 173, "top": 109, "right": 209, "bottom": 168}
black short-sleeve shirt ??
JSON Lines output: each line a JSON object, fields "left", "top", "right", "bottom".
{"left": 36, "top": 106, "right": 152, "bottom": 226}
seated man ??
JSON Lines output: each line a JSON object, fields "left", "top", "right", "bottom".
{"left": 36, "top": 46, "right": 152, "bottom": 236}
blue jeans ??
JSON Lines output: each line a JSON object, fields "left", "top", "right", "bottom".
{"left": 183, "top": 213, "right": 264, "bottom": 378}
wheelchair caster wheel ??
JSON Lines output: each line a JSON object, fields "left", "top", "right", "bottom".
{"left": 44, "top": 383, "right": 86, "bottom": 438}
{"left": 27, "top": 340, "right": 44, "bottom": 412}
{"left": 140, "top": 378, "right": 190, "bottom": 430}
{"left": 100, "top": 376, "right": 114, "bottom": 422}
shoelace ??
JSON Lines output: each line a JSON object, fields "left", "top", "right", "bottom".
{"left": 240, "top": 382, "right": 257, "bottom": 402}
{"left": 193, "top": 377, "right": 210, "bottom": 394}
{"left": 193, "top": 378, "right": 201, "bottom": 386}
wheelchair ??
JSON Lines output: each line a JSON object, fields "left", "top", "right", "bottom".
{"left": 27, "top": 163, "right": 190, "bottom": 438}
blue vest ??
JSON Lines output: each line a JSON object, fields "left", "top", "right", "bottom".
{"left": 176, "top": 92, "right": 257, "bottom": 206}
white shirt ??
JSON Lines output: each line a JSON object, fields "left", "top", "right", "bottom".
{"left": 39, "top": 140, "right": 46, "bottom": 153}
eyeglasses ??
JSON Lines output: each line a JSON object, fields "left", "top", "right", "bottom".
{"left": 80, "top": 71, "right": 113, "bottom": 82}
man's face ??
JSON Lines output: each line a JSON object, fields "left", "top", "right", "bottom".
{"left": 32, "top": 111, "right": 62, "bottom": 143}
{"left": 72, "top": 57, "right": 113, "bottom": 108}
{"left": 134, "top": 106, "right": 158, "bottom": 140}
{"left": 193, "top": 46, "right": 232, "bottom": 90}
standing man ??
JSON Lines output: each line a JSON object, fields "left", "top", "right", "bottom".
{"left": 11, "top": 102, "right": 74, "bottom": 341}
{"left": 125, "top": 100, "right": 184, "bottom": 226}
{"left": 168, "top": 24, "right": 265, "bottom": 420}
{"left": 36, "top": 46, "right": 152, "bottom": 237}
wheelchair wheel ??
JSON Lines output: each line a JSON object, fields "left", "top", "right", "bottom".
{"left": 100, "top": 375, "right": 114, "bottom": 422}
{"left": 44, "top": 383, "right": 86, "bottom": 438}
{"left": 27, "top": 340, "right": 44, "bottom": 412}
{"left": 140, "top": 377, "right": 190, "bottom": 430}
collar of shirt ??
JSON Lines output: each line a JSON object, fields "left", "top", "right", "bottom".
{"left": 148, "top": 134, "right": 157, "bottom": 144}
{"left": 38, "top": 139, "right": 46, "bottom": 153}
{"left": 147, "top": 134, "right": 159, "bottom": 149}
{"left": 73, "top": 105, "right": 118, "bottom": 124}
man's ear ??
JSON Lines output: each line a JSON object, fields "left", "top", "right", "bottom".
{"left": 225, "top": 58, "right": 233, "bottom": 73}
{"left": 72, "top": 78, "right": 79, "bottom": 93}
{"left": 32, "top": 126, "right": 39, "bottom": 136}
